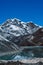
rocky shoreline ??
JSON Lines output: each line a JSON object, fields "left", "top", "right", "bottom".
{"left": 0, "top": 58, "right": 43, "bottom": 65}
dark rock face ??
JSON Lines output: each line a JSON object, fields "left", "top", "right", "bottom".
{"left": 0, "top": 61, "right": 43, "bottom": 65}
{"left": 0, "top": 18, "right": 43, "bottom": 55}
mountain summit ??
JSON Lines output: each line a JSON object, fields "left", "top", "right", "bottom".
{"left": 0, "top": 18, "right": 43, "bottom": 56}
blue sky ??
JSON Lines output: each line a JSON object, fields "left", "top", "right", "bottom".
{"left": 0, "top": 0, "right": 43, "bottom": 26}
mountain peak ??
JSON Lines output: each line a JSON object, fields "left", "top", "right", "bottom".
{"left": 26, "top": 22, "right": 36, "bottom": 28}
{"left": 1, "top": 18, "right": 43, "bottom": 28}
{"left": 2, "top": 18, "right": 21, "bottom": 27}
{"left": 11, "top": 18, "right": 21, "bottom": 22}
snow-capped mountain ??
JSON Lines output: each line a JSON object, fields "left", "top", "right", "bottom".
{"left": 0, "top": 18, "right": 43, "bottom": 56}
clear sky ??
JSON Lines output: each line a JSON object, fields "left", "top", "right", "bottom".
{"left": 0, "top": 0, "right": 43, "bottom": 26}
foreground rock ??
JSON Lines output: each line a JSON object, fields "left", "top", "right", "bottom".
{"left": 0, "top": 58, "right": 43, "bottom": 65}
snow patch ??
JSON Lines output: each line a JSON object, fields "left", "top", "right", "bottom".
{"left": 10, "top": 25, "right": 20, "bottom": 30}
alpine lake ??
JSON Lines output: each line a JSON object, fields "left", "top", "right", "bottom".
{"left": 0, "top": 46, "right": 43, "bottom": 60}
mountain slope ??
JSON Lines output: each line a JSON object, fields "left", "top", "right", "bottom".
{"left": 0, "top": 18, "right": 43, "bottom": 54}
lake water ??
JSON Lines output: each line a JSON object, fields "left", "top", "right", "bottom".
{"left": 0, "top": 46, "right": 43, "bottom": 60}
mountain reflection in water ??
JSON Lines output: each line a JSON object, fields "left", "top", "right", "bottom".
{"left": 0, "top": 46, "right": 43, "bottom": 60}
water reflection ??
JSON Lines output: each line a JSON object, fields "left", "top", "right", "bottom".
{"left": 0, "top": 46, "right": 43, "bottom": 60}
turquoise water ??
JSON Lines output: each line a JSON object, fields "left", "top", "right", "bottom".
{"left": 0, "top": 46, "right": 43, "bottom": 60}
